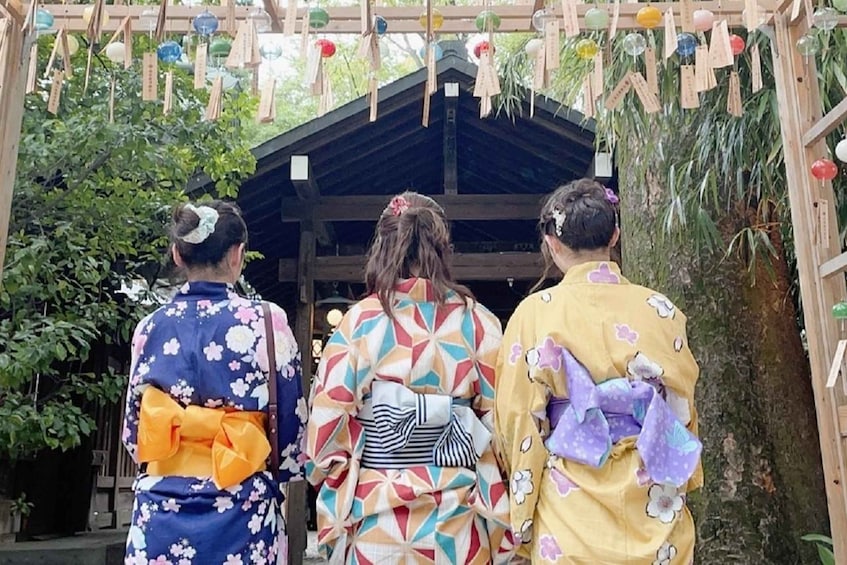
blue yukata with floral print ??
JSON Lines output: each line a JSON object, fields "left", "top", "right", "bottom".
{"left": 122, "top": 281, "right": 308, "bottom": 565}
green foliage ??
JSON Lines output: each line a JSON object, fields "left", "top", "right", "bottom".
{"left": 9, "top": 493, "right": 34, "bottom": 518}
{"left": 495, "top": 28, "right": 847, "bottom": 282}
{"left": 0, "top": 33, "right": 256, "bottom": 459}
{"left": 802, "top": 534, "right": 835, "bottom": 565}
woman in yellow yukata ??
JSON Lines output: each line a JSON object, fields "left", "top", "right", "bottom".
{"left": 495, "top": 179, "right": 702, "bottom": 564}
{"left": 306, "top": 192, "right": 515, "bottom": 564}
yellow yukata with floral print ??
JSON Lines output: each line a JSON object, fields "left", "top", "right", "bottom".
{"left": 495, "top": 261, "right": 702, "bottom": 565}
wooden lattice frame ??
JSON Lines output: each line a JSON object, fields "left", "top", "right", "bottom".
{"left": 0, "top": 0, "right": 845, "bottom": 563}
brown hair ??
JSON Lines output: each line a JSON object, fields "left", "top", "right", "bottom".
{"left": 364, "top": 191, "right": 473, "bottom": 316}
{"left": 170, "top": 200, "right": 248, "bottom": 268}
{"left": 533, "top": 178, "right": 618, "bottom": 290}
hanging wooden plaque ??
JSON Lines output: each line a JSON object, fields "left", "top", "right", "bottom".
{"left": 561, "top": 0, "right": 580, "bottom": 38}
{"left": 663, "top": 9, "right": 678, "bottom": 61}
{"left": 727, "top": 70, "right": 743, "bottom": 117}
{"left": 630, "top": 71, "right": 661, "bottom": 113}
{"left": 195, "top": 43, "right": 208, "bottom": 89}
{"left": 163, "top": 71, "right": 173, "bottom": 115}
{"left": 709, "top": 20, "right": 733, "bottom": 69}
{"left": 604, "top": 74, "right": 632, "bottom": 110}
{"left": 47, "top": 70, "right": 63, "bottom": 115}
{"left": 680, "top": 65, "right": 699, "bottom": 109}
{"left": 142, "top": 52, "right": 157, "bottom": 101}
{"left": 545, "top": 20, "right": 560, "bottom": 71}
{"left": 751, "top": 43, "right": 763, "bottom": 93}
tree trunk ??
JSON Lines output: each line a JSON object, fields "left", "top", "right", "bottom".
{"left": 619, "top": 158, "right": 829, "bottom": 563}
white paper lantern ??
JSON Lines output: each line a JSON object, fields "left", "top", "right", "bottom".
{"left": 105, "top": 41, "right": 126, "bottom": 63}
{"left": 836, "top": 138, "right": 847, "bottom": 163}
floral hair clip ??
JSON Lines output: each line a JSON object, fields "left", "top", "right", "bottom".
{"left": 388, "top": 195, "right": 410, "bottom": 216}
{"left": 604, "top": 187, "right": 619, "bottom": 205}
{"left": 551, "top": 208, "right": 566, "bottom": 237}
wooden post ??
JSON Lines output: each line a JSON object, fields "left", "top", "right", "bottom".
{"left": 443, "top": 82, "right": 459, "bottom": 194}
{"left": 0, "top": 14, "right": 34, "bottom": 282}
{"left": 288, "top": 227, "right": 315, "bottom": 565}
{"left": 771, "top": 12, "right": 847, "bottom": 559}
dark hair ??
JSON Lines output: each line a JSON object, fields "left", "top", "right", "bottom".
{"left": 170, "top": 200, "right": 248, "bottom": 268}
{"left": 534, "top": 178, "right": 618, "bottom": 288}
{"left": 364, "top": 191, "right": 473, "bottom": 316}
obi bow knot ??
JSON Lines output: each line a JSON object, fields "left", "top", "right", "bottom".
{"left": 370, "top": 380, "right": 491, "bottom": 468}
{"left": 545, "top": 349, "right": 702, "bottom": 488}
{"left": 137, "top": 387, "right": 270, "bottom": 489}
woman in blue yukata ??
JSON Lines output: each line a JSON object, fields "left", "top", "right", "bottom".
{"left": 122, "top": 201, "right": 307, "bottom": 565}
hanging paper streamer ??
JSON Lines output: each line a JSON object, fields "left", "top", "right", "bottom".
{"left": 744, "top": 0, "right": 759, "bottom": 31}
{"left": 195, "top": 42, "right": 208, "bottom": 89}
{"left": 163, "top": 71, "right": 173, "bottom": 115}
{"left": 318, "top": 66, "right": 334, "bottom": 116}
{"left": 680, "top": 65, "right": 699, "bottom": 108}
{"left": 368, "top": 74, "right": 378, "bottom": 122}
{"left": 47, "top": 70, "right": 63, "bottom": 115}
{"left": 473, "top": 51, "right": 500, "bottom": 118}
{"left": 545, "top": 19, "right": 560, "bottom": 71}
{"left": 609, "top": 0, "right": 621, "bottom": 37}
{"left": 59, "top": 29, "right": 73, "bottom": 77}
{"left": 205, "top": 76, "right": 224, "bottom": 121}
{"left": 663, "top": 9, "right": 678, "bottom": 60}
{"left": 604, "top": 74, "right": 632, "bottom": 111}
{"left": 154, "top": 0, "right": 167, "bottom": 43}
{"left": 630, "top": 71, "right": 661, "bottom": 113}
{"left": 26, "top": 43, "right": 37, "bottom": 94}
{"left": 727, "top": 70, "right": 743, "bottom": 117}
{"left": 592, "top": 51, "right": 603, "bottom": 101}
{"left": 709, "top": 20, "right": 734, "bottom": 68}
{"left": 357, "top": 1, "right": 381, "bottom": 73}
{"left": 226, "top": 21, "right": 260, "bottom": 69}
{"left": 257, "top": 78, "right": 276, "bottom": 123}
{"left": 751, "top": 43, "right": 763, "bottom": 93}
{"left": 283, "top": 0, "right": 297, "bottom": 36}
{"left": 645, "top": 47, "right": 659, "bottom": 97}
{"left": 142, "top": 52, "right": 157, "bottom": 102}
{"left": 300, "top": 9, "right": 312, "bottom": 59}
{"left": 583, "top": 76, "right": 596, "bottom": 118}
{"left": 680, "top": 0, "right": 694, "bottom": 32}
{"left": 109, "top": 78, "right": 116, "bottom": 123}
{"left": 561, "top": 0, "right": 580, "bottom": 38}
{"left": 694, "top": 45, "right": 716, "bottom": 92}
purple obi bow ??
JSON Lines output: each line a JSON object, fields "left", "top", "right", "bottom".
{"left": 544, "top": 349, "right": 701, "bottom": 487}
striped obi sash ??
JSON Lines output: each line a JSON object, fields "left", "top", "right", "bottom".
{"left": 356, "top": 380, "right": 491, "bottom": 469}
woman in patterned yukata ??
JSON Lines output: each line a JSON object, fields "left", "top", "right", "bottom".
{"left": 495, "top": 179, "right": 702, "bottom": 564}
{"left": 122, "top": 201, "right": 307, "bottom": 565}
{"left": 306, "top": 192, "right": 515, "bottom": 564}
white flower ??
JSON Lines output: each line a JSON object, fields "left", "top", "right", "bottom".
{"left": 127, "top": 550, "right": 148, "bottom": 565}
{"left": 666, "top": 389, "right": 692, "bottom": 425}
{"left": 162, "top": 499, "right": 181, "bottom": 513}
{"left": 182, "top": 546, "right": 196, "bottom": 559}
{"left": 280, "top": 442, "right": 301, "bottom": 475}
{"left": 231, "top": 378, "right": 249, "bottom": 398}
{"left": 647, "top": 294, "right": 676, "bottom": 318}
{"left": 213, "top": 496, "right": 234, "bottom": 513}
{"left": 250, "top": 546, "right": 263, "bottom": 564}
{"left": 163, "top": 338, "right": 180, "bottom": 356}
{"left": 170, "top": 544, "right": 184, "bottom": 557}
{"left": 646, "top": 484, "right": 684, "bottom": 524}
{"left": 627, "top": 352, "right": 664, "bottom": 382}
{"left": 179, "top": 560, "right": 192, "bottom": 565}
{"left": 511, "top": 469, "right": 534, "bottom": 505}
{"left": 137, "top": 362, "right": 150, "bottom": 377}
{"left": 652, "top": 541, "right": 678, "bottom": 565}
{"left": 223, "top": 555, "right": 243, "bottom": 565}
{"left": 520, "top": 436, "right": 532, "bottom": 453}
{"left": 295, "top": 396, "right": 308, "bottom": 423}
{"left": 204, "top": 341, "right": 224, "bottom": 361}
{"left": 225, "top": 326, "right": 256, "bottom": 354}
{"left": 205, "top": 398, "right": 224, "bottom": 408}
{"left": 253, "top": 478, "right": 267, "bottom": 495}
{"left": 248, "top": 513, "right": 263, "bottom": 534}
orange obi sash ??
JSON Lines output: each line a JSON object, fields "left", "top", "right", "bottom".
{"left": 137, "top": 387, "right": 270, "bottom": 489}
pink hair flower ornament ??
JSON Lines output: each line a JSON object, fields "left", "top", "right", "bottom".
{"left": 604, "top": 187, "right": 619, "bottom": 205}
{"left": 388, "top": 195, "right": 410, "bottom": 216}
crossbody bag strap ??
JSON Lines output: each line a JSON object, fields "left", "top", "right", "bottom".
{"left": 262, "top": 302, "right": 280, "bottom": 480}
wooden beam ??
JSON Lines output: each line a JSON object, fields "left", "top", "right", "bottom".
{"left": 261, "top": 0, "right": 283, "bottom": 33}
{"left": 772, "top": 12, "right": 847, "bottom": 559}
{"left": 279, "top": 252, "right": 544, "bottom": 282}
{"left": 287, "top": 228, "right": 315, "bottom": 565}
{"left": 30, "top": 2, "right": 751, "bottom": 33}
{"left": 282, "top": 194, "right": 544, "bottom": 222}
{"left": 840, "top": 405, "right": 847, "bottom": 438}
{"left": 289, "top": 155, "right": 333, "bottom": 247}
{"left": 820, "top": 250, "right": 847, "bottom": 279}
{"left": 0, "top": 20, "right": 34, "bottom": 283}
{"left": 804, "top": 96, "right": 847, "bottom": 148}
{"left": 443, "top": 83, "right": 458, "bottom": 195}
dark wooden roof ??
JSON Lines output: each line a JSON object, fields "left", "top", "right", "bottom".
{"left": 192, "top": 43, "right": 601, "bottom": 311}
